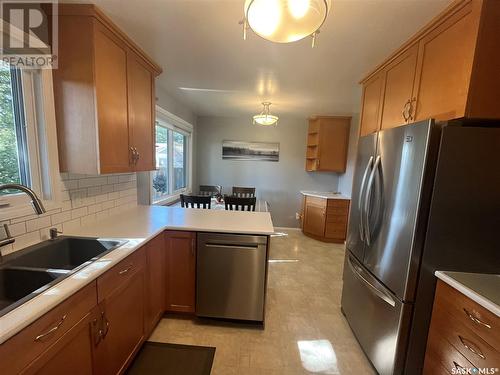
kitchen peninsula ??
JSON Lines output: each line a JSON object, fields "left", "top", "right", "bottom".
{"left": 0, "top": 205, "right": 274, "bottom": 374}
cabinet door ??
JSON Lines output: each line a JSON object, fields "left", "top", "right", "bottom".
{"left": 145, "top": 234, "right": 165, "bottom": 335}
{"left": 303, "top": 197, "right": 326, "bottom": 237}
{"left": 317, "top": 117, "right": 350, "bottom": 172}
{"left": 21, "top": 313, "right": 96, "bottom": 375}
{"left": 165, "top": 231, "right": 196, "bottom": 313}
{"left": 95, "top": 268, "right": 145, "bottom": 375}
{"left": 413, "top": 3, "right": 477, "bottom": 121}
{"left": 359, "top": 72, "right": 384, "bottom": 136}
{"left": 94, "top": 23, "right": 131, "bottom": 174}
{"left": 127, "top": 53, "right": 156, "bottom": 172}
{"left": 380, "top": 44, "right": 419, "bottom": 130}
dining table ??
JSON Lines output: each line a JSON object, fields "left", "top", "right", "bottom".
{"left": 172, "top": 197, "right": 270, "bottom": 212}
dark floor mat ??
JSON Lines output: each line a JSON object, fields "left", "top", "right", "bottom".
{"left": 126, "top": 342, "right": 216, "bottom": 375}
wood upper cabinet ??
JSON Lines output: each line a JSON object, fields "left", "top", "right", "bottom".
{"left": 94, "top": 24, "right": 130, "bottom": 173}
{"left": 305, "top": 116, "right": 350, "bottom": 172}
{"left": 165, "top": 231, "right": 196, "bottom": 313}
{"left": 413, "top": 2, "right": 477, "bottom": 122}
{"left": 380, "top": 44, "right": 419, "bottom": 130}
{"left": 359, "top": 73, "right": 384, "bottom": 136}
{"left": 145, "top": 233, "right": 165, "bottom": 335}
{"left": 127, "top": 53, "right": 156, "bottom": 172}
{"left": 359, "top": 0, "right": 500, "bottom": 136}
{"left": 94, "top": 248, "right": 146, "bottom": 375}
{"left": 51, "top": 4, "right": 162, "bottom": 175}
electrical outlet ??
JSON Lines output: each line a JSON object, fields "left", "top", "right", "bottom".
{"left": 295, "top": 212, "right": 301, "bottom": 220}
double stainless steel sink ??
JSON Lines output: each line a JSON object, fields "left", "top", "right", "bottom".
{"left": 0, "top": 237, "right": 126, "bottom": 317}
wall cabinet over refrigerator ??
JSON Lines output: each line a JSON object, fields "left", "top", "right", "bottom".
{"left": 50, "top": 4, "right": 162, "bottom": 174}
{"left": 359, "top": 0, "right": 500, "bottom": 136}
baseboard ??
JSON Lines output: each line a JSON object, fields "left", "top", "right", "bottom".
{"left": 273, "top": 226, "right": 301, "bottom": 231}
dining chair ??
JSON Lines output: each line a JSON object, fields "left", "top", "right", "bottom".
{"left": 199, "top": 185, "right": 222, "bottom": 197}
{"left": 232, "top": 186, "right": 256, "bottom": 197}
{"left": 180, "top": 194, "right": 211, "bottom": 209}
{"left": 224, "top": 195, "right": 256, "bottom": 211}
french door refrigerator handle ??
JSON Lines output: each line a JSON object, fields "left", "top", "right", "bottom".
{"left": 358, "top": 156, "right": 374, "bottom": 242}
{"left": 364, "top": 155, "right": 381, "bottom": 246}
{"left": 348, "top": 254, "right": 396, "bottom": 307}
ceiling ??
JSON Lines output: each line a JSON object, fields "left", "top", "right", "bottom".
{"left": 71, "top": 0, "right": 452, "bottom": 118}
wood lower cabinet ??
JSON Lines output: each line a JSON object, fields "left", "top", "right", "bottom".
{"left": 145, "top": 233, "right": 166, "bottom": 335}
{"left": 302, "top": 196, "right": 350, "bottom": 243}
{"left": 21, "top": 312, "right": 96, "bottom": 375}
{"left": 94, "top": 248, "right": 146, "bottom": 375}
{"left": 424, "top": 280, "right": 500, "bottom": 374}
{"left": 165, "top": 231, "right": 197, "bottom": 313}
{"left": 359, "top": 0, "right": 500, "bottom": 137}
{"left": 0, "top": 282, "right": 97, "bottom": 375}
{"left": 305, "top": 116, "right": 350, "bottom": 172}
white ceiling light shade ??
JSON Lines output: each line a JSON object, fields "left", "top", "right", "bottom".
{"left": 243, "top": 0, "right": 332, "bottom": 46}
{"left": 253, "top": 102, "right": 279, "bottom": 126}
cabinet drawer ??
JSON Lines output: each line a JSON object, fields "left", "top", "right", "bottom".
{"left": 425, "top": 325, "right": 475, "bottom": 374}
{"left": 325, "top": 223, "right": 347, "bottom": 239}
{"left": 327, "top": 199, "right": 350, "bottom": 209}
{"left": 435, "top": 281, "right": 500, "bottom": 350}
{"left": 97, "top": 248, "right": 146, "bottom": 302}
{"left": 327, "top": 206, "right": 349, "bottom": 216}
{"left": 0, "top": 281, "right": 97, "bottom": 374}
{"left": 326, "top": 213, "right": 348, "bottom": 224}
{"left": 433, "top": 298, "right": 500, "bottom": 368}
{"left": 306, "top": 196, "right": 327, "bottom": 208}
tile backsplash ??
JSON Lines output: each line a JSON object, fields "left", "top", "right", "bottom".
{"left": 0, "top": 172, "right": 138, "bottom": 256}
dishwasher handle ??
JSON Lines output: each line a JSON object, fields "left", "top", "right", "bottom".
{"left": 205, "top": 243, "right": 260, "bottom": 250}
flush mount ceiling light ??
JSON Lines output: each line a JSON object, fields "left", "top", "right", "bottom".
{"left": 241, "top": 0, "right": 332, "bottom": 47}
{"left": 253, "top": 102, "right": 279, "bottom": 126}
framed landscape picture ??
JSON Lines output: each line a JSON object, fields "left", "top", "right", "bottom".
{"left": 222, "top": 141, "right": 280, "bottom": 162}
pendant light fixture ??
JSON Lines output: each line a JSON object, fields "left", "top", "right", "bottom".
{"left": 241, "top": 0, "right": 332, "bottom": 47}
{"left": 253, "top": 102, "right": 279, "bottom": 126}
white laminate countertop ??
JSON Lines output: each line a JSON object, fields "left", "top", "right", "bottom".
{"left": 0, "top": 205, "right": 274, "bottom": 344}
{"left": 300, "top": 191, "right": 350, "bottom": 200}
{"left": 435, "top": 271, "right": 500, "bottom": 317}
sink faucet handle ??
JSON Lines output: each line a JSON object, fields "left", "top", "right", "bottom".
{"left": 49, "top": 227, "right": 63, "bottom": 240}
{"left": 0, "top": 223, "right": 15, "bottom": 249}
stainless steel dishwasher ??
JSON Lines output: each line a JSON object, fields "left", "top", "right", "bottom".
{"left": 196, "top": 233, "right": 268, "bottom": 322}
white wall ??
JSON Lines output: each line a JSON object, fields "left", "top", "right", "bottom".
{"left": 338, "top": 112, "right": 360, "bottom": 197}
{"left": 196, "top": 115, "right": 341, "bottom": 228}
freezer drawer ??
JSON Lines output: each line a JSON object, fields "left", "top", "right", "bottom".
{"left": 341, "top": 252, "right": 412, "bottom": 375}
{"left": 196, "top": 233, "right": 267, "bottom": 321}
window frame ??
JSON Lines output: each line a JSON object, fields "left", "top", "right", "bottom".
{"left": 150, "top": 105, "right": 193, "bottom": 206}
{"left": 0, "top": 68, "right": 62, "bottom": 220}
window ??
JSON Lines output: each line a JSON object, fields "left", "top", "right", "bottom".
{"left": 0, "top": 61, "right": 61, "bottom": 219}
{"left": 151, "top": 107, "right": 192, "bottom": 204}
{"left": 0, "top": 63, "right": 31, "bottom": 190}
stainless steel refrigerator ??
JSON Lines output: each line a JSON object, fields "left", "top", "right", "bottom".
{"left": 341, "top": 119, "right": 500, "bottom": 375}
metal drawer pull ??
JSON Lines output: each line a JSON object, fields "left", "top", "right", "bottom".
{"left": 119, "top": 264, "right": 133, "bottom": 275}
{"left": 464, "top": 308, "right": 492, "bottom": 329}
{"left": 458, "top": 335, "right": 485, "bottom": 359}
{"left": 34, "top": 315, "right": 67, "bottom": 342}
